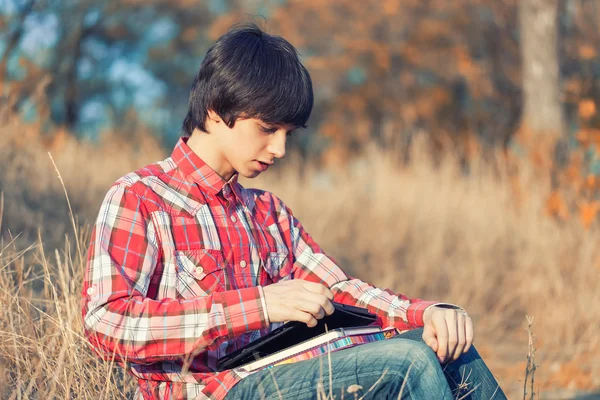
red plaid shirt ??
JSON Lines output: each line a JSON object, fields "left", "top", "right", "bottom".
{"left": 82, "top": 138, "right": 439, "bottom": 400}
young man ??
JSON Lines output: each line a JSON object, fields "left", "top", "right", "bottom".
{"left": 82, "top": 23, "right": 506, "bottom": 399}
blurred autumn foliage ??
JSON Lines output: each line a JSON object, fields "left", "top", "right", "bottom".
{"left": 215, "top": 0, "right": 600, "bottom": 228}
{"left": 1, "top": 0, "right": 600, "bottom": 226}
{"left": 2, "top": 2, "right": 600, "bottom": 395}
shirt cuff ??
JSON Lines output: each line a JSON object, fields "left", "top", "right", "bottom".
{"left": 406, "top": 301, "right": 438, "bottom": 328}
{"left": 220, "top": 287, "right": 270, "bottom": 338}
{"left": 257, "top": 285, "right": 270, "bottom": 323}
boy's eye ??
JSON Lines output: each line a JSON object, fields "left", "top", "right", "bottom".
{"left": 260, "top": 125, "right": 278, "bottom": 134}
{"left": 259, "top": 124, "right": 297, "bottom": 136}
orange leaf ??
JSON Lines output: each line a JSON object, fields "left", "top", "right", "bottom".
{"left": 576, "top": 128, "right": 600, "bottom": 147}
{"left": 579, "top": 44, "right": 597, "bottom": 60}
{"left": 578, "top": 201, "right": 600, "bottom": 229}
{"left": 578, "top": 99, "right": 596, "bottom": 120}
{"left": 545, "top": 191, "right": 569, "bottom": 220}
{"left": 585, "top": 175, "right": 596, "bottom": 190}
{"left": 565, "top": 164, "right": 582, "bottom": 183}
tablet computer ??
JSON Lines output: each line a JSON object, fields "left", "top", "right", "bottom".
{"left": 216, "top": 302, "right": 378, "bottom": 371}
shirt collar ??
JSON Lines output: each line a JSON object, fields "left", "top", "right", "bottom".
{"left": 171, "top": 137, "right": 239, "bottom": 197}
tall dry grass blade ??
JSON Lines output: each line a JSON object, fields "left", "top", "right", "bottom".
{"left": 47, "top": 336, "right": 70, "bottom": 398}
{"left": 47, "top": 151, "right": 83, "bottom": 259}
{"left": 39, "top": 231, "right": 65, "bottom": 332}
{"left": 488, "top": 385, "right": 503, "bottom": 400}
{"left": 266, "top": 366, "right": 284, "bottom": 400}
{"left": 325, "top": 323, "right": 334, "bottom": 400}
{"left": 102, "top": 346, "right": 123, "bottom": 400}
{"left": 357, "top": 369, "right": 389, "bottom": 400}
{"left": 6, "top": 286, "right": 23, "bottom": 400}
{"left": 55, "top": 248, "right": 74, "bottom": 328}
{"left": 456, "top": 384, "right": 481, "bottom": 400}
{"left": 452, "top": 366, "right": 477, "bottom": 399}
{"left": 0, "top": 241, "right": 34, "bottom": 273}
{"left": 0, "top": 191, "right": 4, "bottom": 232}
{"left": 396, "top": 362, "right": 414, "bottom": 400}
{"left": 523, "top": 315, "right": 537, "bottom": 400}
{"left": 0, "top": 231, "right": 24, "bottom": 258}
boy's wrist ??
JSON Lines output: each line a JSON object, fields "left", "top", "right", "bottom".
{"left": 423, "top": 303, "right": 466, "bottom": 324}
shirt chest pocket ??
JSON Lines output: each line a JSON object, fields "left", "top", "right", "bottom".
{"left": 174, "top": 249, "right": 226, "bottom": 298}
{"left": 261, "top": 248, "right": 291, "bottom": 283}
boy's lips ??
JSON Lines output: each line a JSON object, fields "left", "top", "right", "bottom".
{"left": 255, "top": 161, "right": 271, "bottom": 171}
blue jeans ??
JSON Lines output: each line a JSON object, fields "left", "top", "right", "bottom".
{"left": 226, "top": 328, "right": 506, "bottom": 399}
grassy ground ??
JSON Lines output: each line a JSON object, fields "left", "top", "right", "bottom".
{"left": 1, "top": 111, "right": 599, "bottom": 398}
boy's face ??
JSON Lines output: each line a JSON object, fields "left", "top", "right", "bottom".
{"left": 200, "top": 110, "right": 297, "bottom": 180}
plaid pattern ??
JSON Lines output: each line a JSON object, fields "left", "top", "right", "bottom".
{"left": 82, "top": 138, "right": 438, "bottom": 400}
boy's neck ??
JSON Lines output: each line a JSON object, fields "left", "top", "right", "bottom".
{"left": 185, "top": 131, "right": 235, "bottom": 181}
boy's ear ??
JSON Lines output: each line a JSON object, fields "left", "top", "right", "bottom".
{"left": 207, "top": 109, "right": 222, "bottom": 124}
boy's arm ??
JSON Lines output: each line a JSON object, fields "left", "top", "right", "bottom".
{"left": 82, "top": 184, "right": 269, "bottom": 365}
{"left": 277, "top": 201, "right": 455, "bottom": 331}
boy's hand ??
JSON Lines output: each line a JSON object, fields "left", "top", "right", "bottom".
{"left": 422, "top": 306, "right": 473, "bottom": 364}
{"left": 262, "top": 281, "right": 335, "bottom": 327}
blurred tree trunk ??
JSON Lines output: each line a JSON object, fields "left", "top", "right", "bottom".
{"left": 519, "top": 0, "right": 564, "bottom": 136}
{"left": 0, "top": 1, "right": 35, "bottom": 91}
{"left": 64, "top": 21, "right": 95, "bottom": 128}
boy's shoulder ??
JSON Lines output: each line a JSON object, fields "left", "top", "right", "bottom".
{"left": 104, "top": 157, "right": 190, "bottom": 213}
{"left": 113, "top": 157, "right": 175, "bottom": 189}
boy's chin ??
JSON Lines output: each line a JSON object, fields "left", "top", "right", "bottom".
{"left": 237, "top": 161, "right": 268, "bottom": 179}
{"left": 239, "top": 169, "right": 262, "bottom": 179}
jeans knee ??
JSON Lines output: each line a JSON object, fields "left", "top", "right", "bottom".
{"left": 357, "top": 339, "right": 449, "bottom": 396}
{"left": 399, "top": 339, "right": 440, "bottom": 371}
{"left": 366, "top": 337, "right": 441, "bottom": 375}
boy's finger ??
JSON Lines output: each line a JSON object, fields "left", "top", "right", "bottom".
{"left": 422, "top": 323, "right": 438, "bottom": 352}
{"left": 464, "top": 315, "right": 474, "bottom": 352}
{"left": 433, "top": 318, "right": 449, "bottom": 363}
{"left": 298, "top": 293, "right": 334, "bottom": 318}
{"left": 444, "top": 312, "right": 458, "bottom": 360}
{"left": 290, "top": 309, "right": 318, "bottom": 327}
{"left": 452, "top": 314, "right": 466, "bottom": 361}
{"left": 300, "top": 281, "right": 334, "bottom": 299}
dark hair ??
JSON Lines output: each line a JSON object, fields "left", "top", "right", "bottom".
{"left": 182, "top": 22, "right": 314, "bottom": 136}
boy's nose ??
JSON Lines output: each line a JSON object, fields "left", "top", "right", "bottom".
{"left": 271, "top": 146, "right": 286, "bottom": 159}
{"left": 269, "top": 134, "right": 286, "bottom": 159}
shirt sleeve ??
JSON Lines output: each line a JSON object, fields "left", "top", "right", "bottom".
{"left": 81, "top": 184, "right": 269, "bottom": 365}
{"left": 276, "top": 199, "right": 455, "bottom": 331}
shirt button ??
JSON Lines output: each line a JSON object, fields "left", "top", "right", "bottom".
{"left": 240, "top": 260, "right": 247, "bottom": 268}
{"left": 87, "top": 286, "right": 95, "bottom": 295}
{"left": 195, "top": 266, "right": 204, "bottom": 275}
{"left": 230, "top": 215, "right": 237, "bottom": 223}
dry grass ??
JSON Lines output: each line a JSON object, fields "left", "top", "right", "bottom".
{"left": 252, "top": 140, "right": 600, "bottom": 351}
{"left": 0, "top": 232, "right": 138, "bottom": 398}
{"left": 1, "top": 109, "right": 599, "bottom": 398}
{"left": 0, "top": 106, "right": 165, "bottom": 250}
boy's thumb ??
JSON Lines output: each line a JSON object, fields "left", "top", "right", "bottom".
{"left": 422, "top": 324, "right": 438, "bottom": 352}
